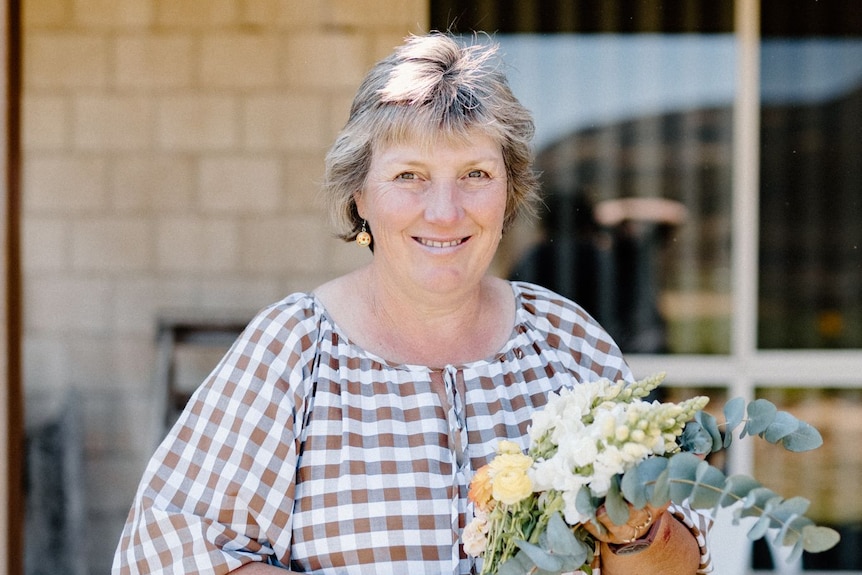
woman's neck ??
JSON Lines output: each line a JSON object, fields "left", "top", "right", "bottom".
{"left": 318, "top": 266, "right": 515, "bottom": 367}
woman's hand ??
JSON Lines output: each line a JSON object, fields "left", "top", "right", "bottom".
{"left": 580, "top": 501, "right": 669, "bottom": 545}
{"left": 581, "top": 502, "right": 701, "bottom": 575}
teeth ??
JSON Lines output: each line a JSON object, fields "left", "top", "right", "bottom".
{"left": 419, "top": 238, "right": 463, "bottom": 248}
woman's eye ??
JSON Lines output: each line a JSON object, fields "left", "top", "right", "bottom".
{"left": 467, "top": 169, "right": 488, "bottom": 178}
{"left": 395, "top": 172, "right": 418, "bottom": 181}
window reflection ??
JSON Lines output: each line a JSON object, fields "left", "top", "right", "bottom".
{"left": 495, "top": 35, "right": 734, "bottom": 354}
{"left": 758, "top": 39, "right": 862, "bottom": 349}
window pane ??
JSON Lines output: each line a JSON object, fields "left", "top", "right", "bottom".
{"left": 433, "top": 2, "right": 735, "bottom": 355}
{"left": 752, "top": 387, "right": 862, "bottom": 570}
{"left": 757, "top": 6, "right": 862, "bottom": 349}
{"left": 487, "top": 35, "right": 735, "bottom": 354}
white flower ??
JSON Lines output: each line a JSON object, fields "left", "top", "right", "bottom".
{"left": 529, "top": 455, "right": 567, "bottom": 492}
{"left": 590, "top": 447, "right": 626, "bottom": 496}
{"left": 558, "top": 434, "right": 599, "bottom": 469}
{"left": 528, "top": 408, "right": 558, "bottom": 442}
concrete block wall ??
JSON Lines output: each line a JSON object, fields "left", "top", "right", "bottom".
{"left": 21, "top": 1, "right": 427, "bottom": 573}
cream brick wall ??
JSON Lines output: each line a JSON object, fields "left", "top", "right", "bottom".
{"left": 21, "top": 1, "right": 427, "bottom": 573}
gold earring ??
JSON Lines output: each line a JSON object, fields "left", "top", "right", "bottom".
{"left": 356, "top": 220, "right": 372, "bottom": 247}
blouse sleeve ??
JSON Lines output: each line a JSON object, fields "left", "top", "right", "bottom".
{"left": 669, "top": 503, "right": 713, "bottom": 574}
{"left": 112, "top": 295, "right": 322, "bottom": 575}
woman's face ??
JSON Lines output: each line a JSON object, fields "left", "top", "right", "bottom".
{"left": 356, "top": 130, "right": 508, "bottom": 297}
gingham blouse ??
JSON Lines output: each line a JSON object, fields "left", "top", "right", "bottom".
{"left": 113, "top": 281, "right": 710, "bottom": 575}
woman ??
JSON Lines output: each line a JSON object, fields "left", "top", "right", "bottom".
{"left": 113, "top": 33, "right": 709, "bottom": 575}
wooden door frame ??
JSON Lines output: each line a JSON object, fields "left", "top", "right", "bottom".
{"left": 3, "top": 0, "right": 23, "bottom": 574}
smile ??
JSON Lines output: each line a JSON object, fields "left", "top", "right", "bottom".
{"left": 416, "top": 237, "right": 467, "bottom": 248}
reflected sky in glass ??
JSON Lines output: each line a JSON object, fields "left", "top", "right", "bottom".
{"left": 493, "top": 34, "right": 862, "bottom": 150}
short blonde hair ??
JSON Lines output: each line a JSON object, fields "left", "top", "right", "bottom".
{"left": 324, "top": 32, "right": 541, "bottom": 241}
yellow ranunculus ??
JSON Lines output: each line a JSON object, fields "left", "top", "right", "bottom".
{"left": 488, "top": 452, "right": 534, "bottom": 505}
{"left": 496, "top": 440, "right": 522, "bottom": 455}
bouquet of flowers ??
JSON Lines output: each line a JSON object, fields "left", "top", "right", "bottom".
{"left": 464, "top": 373, "right": 841, "bottom": 575}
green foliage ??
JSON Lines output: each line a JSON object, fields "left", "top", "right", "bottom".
{"left": 636, "top": 395, "right": 838, "bottom": 561}
{"left": 679, "top": 396, "right": 823, "bottom": 454}
{"left": 505, "top": 513, "right": 592, "bottom": 575}
{"left": 618, "top": 452, "right": 840, "bottom": 562}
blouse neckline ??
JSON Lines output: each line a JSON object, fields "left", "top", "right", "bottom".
{"left": 308, "top": 282, "right": 533, "bottom": 372}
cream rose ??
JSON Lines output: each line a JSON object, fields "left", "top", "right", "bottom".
{"left": 462, "top": 515, "right": 489, "bottom": 557}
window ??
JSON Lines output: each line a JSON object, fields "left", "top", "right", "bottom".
{"left": 433, "top": 0, "right": 862, "bottom": 571}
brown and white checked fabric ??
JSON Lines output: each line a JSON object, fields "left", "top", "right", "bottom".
{"left": 112, "top": 281, "right": 711, "bottom": 575}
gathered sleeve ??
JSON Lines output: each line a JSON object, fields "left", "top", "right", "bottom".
{"left": 112, "top": 295, "right": 322, "bottom": 575}
{"left": 669, "top": 503, "right": 713, "bottom": 573}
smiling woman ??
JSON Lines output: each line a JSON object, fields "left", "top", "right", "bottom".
{"left": 112, "top": 33, "right": 708, "bottom": 575}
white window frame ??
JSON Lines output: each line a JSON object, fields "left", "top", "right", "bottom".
{"left": 628, "top": 2, "right": 862, "bottom": 572}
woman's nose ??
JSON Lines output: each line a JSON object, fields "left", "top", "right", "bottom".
{"left": 424, "top": 179, "right": 463, "bottom": 223}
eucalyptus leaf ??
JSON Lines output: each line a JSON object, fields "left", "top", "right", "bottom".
{"left": 745, "top": 399, "right": 778, "bottom": 436}
{"left": 780, "top": 419, "right": 823, "bottom": 452}
{"left": 773, "top": 513, "right": 799, "bottom": 547}
{"left": 545, "top": 512, "right": 587, "bottom": 561}
{"left": 762, "top": 411, "right": 800, "bottom": 444}
{"left": 497, "top": 550, "right": 535, "bottom": 575}
{"left": 667, "top": 452, "right": 700, "bottom": 503}
{"left": 747, "top": 514, "right": 772, "bottom": 540}
{"left": 622, "top": 456, "right": 668, "bottom": 508}
{"left": 575, "top": 485, "right": 599, "bottom": 522}
{"left": 723, "top": 474, "right": 763, "bottom": 501}
{"left": 679, "top": 421, "right": 713, "bottom": 455}
{"left": 786, "top": 539, "right": 805, "bottom": 564}
{"left": 533, "top": 516, "right": 590, "bottom": 574}
{"left": 741, "top": 487, "right": 775, "bottom": 511}
{"left": 689, "top": 460, "right": 726, "bottom": 509}
{"left": 723, "top": 397, "right": 745, "bottom": 445}
{"left": 740, "top": 490, "right": 782, "bottom": 519}
{"left": 768, "top": 497, "right": 810, "bottom": 525}
{"left": 649, "top": 467, "right": 671, "bottom": 508}
{"left": 605, "top": 477, "right": 630, "bottom": 526}
{"left": 513, "top": 540, "right": 564, "bottom": 572}
{"left": 620, "top": 466, "right": 647, "bottom": 509}
{"left": 698, "top": 410, "right": 723, "bottom": 453}
{"left": 802, "top": 525, "right": 843, "bottom": 553}
{"left": 775, "top": 517, "right": 813, "bottom": 549}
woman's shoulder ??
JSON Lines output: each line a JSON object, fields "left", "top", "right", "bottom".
{"left": 510, "top": 280, "right": 598, "bottom": 325}
{"left": 241, "top": 291, "right": 326, "bottom": 349}
{"left": 510, "top": 280, "right": 631, "bottom": 380}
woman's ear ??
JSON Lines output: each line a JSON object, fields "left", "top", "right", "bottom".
{"left": 353, "top": 191, "right": 365, "bottom": 220}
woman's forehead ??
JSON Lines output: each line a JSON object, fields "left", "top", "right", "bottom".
{"left": 372, "top": 124, "right": 503, "bottom": 156}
